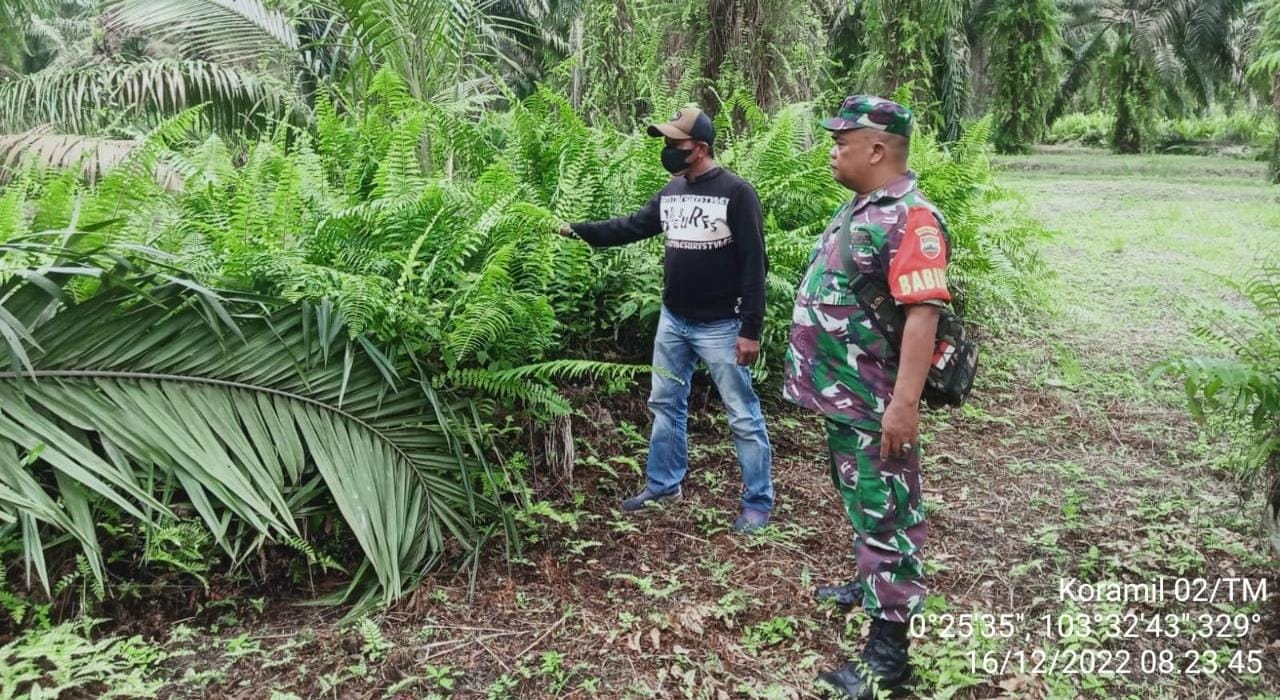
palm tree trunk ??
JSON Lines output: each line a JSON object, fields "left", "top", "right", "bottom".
{"left": 701, "top": 0, "right": 736, "bottom": 109}
{"left": 1110, "top": 37, "right": 1143, "bottom": 154}
{"left": 570, "top": 16, "right": 583, "bottom": 111}
{"left": 1271, "top": 72, "right": 1280, "bottom": 184}
{"left": 873, "top": 0, "right": 921, "bottom": 98}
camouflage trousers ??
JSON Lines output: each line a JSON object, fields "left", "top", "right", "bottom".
{"left": 826, "top": 418, "right": 927, "bottom": 623}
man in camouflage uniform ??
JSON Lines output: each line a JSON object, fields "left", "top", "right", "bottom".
{"left": 784, "top": 95, "right": 952, "bottom": 698}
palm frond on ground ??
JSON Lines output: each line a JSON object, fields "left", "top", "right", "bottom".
{"left": 0, "top": 241, "right": 511, "bottom": 607}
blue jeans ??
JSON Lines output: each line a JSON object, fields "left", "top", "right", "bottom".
{"left": 645, "top": 306, "right": 774, "bottom": 512}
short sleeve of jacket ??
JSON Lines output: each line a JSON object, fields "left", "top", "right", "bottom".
{"left": 887, "top": 207, "right": 952, "bottom": 305}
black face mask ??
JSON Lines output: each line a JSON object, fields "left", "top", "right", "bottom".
{"left": 661, "top": 146, "right": 694, "bottom": 174}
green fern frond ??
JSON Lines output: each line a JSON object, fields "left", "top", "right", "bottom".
{"left": 479, "top": 359, "right": 651, "bottom": 385}
{"left": 444, "top": 368, "right": 572, "bottom": 416}
{"left": 373, "top": 111, "right": 427, "bottom": 200}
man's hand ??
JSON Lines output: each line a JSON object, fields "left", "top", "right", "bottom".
{"left": 880, "top": 398, "right": 919, "bottom": 460}
{"left": 736, "top": 337, "right": 760, "bottom": 366}
{"left": 881, "top": 303, "right": 939, "bottom": 460}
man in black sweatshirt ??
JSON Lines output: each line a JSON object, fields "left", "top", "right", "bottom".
{"left": 558, "top": 108, "right": 774, "bottom": 533}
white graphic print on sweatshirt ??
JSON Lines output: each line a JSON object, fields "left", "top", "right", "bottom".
{"left": 660, "top": 194, "right": 731, "bottom": 251}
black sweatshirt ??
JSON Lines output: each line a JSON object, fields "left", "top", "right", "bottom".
{"left": 570, "top": 167, "right": 768, "bottom": 340}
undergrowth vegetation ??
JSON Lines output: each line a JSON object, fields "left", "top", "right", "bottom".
{"left": 1160, "top": 260, "right": 1280, "bottom": 548}
{"left": 0, "top": 1, "right": 1275, "bottom": 696}
{"left": 0, "top": 71, "right": 1045, "bottom": 629}
{"left": 0, "top": 241, "right": 513, "bottom": 612}
{"left": 0, "top": 618, "right": 167, "bottom": 697}
{"left": 1048, "top": 109, "right": 1278, "bottom": 154}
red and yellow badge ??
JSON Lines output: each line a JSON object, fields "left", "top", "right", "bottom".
{"left": 889, "top": 208, "right": 951, "bottom": 304}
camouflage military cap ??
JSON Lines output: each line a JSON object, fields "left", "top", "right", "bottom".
{"left": 821, "top": 95, "right": 913, "bottom": 138}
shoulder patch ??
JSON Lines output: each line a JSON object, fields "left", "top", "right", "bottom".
{"left": 917, "top": 226, "right": 942, "bottom": 260}
{"left": 888, "top": 206, "right": 952, "bottom": 305}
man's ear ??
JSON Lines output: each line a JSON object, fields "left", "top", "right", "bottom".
{"left": 869, "top": 141, "right": 886, "bottom": 166}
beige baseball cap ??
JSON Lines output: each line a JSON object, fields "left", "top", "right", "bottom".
{"left": 647, "top": 107, "right": 716, "bottom": 146}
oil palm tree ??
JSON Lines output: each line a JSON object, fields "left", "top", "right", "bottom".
{"left": 857, "top": 0, "right": 971, "bottom": 141}
{"left": 0, "top": 0, "right": 536, "bottom": 181}
{"left": 1052, "top": 0, "right": 1249, "bottom": 153}
{"left": 1, "top": 0, "right": 532, "bottom": 136}
{"left": 486, "top": 0, "right": 587, "bottom": 101}
{"left": 0, "top": 0, "right": 64, "bottom": 73}
{"left": 1248, "top": 0, "right": 1280, "bottom": 182}
{"left": 0, "top": 0, "right": 309, "bottom": 136}
{"left": 987, "top": 0, "right": 1063, "bottom": 153}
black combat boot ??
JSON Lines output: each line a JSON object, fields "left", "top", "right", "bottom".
{"left": 814, "top": 580, "right": 864, "bottom": 608}
{"left": 816, "top": 618, "right": 912, "bottom": 699}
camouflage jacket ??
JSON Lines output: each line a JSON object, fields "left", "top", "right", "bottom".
{"left": 782, "top": 172, "right": 952, "bottom": 428}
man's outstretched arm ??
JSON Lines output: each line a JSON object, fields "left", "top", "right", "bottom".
{"left": 560, "top": 193, "right": 662, "bottom": 247}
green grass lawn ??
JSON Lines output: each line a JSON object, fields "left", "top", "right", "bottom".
{"left": 945, "top": 149, "right": 1280, "bottom": 699}
{"left": 995, "top": 146, "right": 1273, "bottom": 182}
{"left": 1000, "top": 149, "right": 1276, "bottom": 326}
{"left": 994, "top": 149, "right": 1277, "bottom": 402}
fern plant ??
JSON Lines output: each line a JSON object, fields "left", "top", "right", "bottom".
{"left": 0, "top": 618, "right": 167, "bottom": 697}
{"left": 172, "top": 76, "right": 657, "bottom": 412}
{"left": 0, "top": 74, "right": 1050, "bottom": 614}
{"left": 1159, "top": 261, "right": 1280, "bottom": 551}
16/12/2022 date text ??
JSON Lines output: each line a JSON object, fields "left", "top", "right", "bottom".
{"left": 968, "top": 648, "right": 1264, "bottom": 676}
